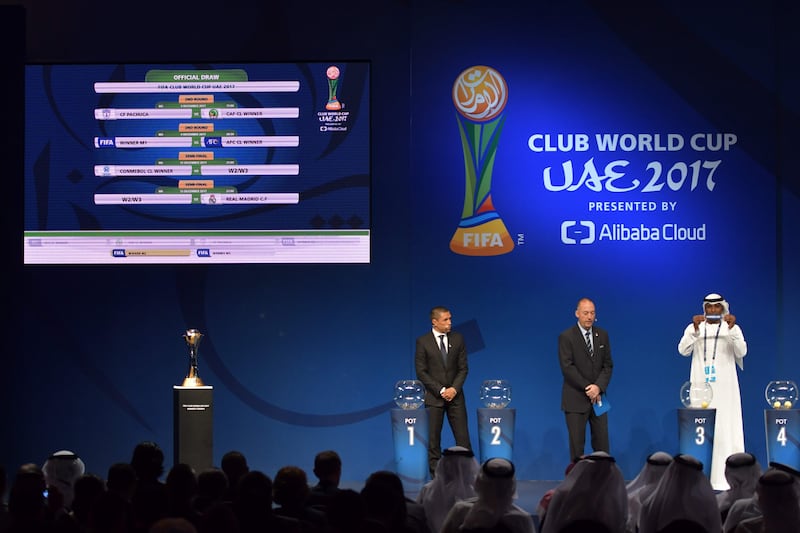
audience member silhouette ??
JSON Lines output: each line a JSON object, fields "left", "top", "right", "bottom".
{"left": 416, "top": 445, "right": 479, "bottom": 533}
{"left": 541, "top": 451, "right": 626, "bottom": 533}
{"left": 58, "top": 473, "right": 105, "bottom": 533}
{"left": 88, "top": 490, "right": 129, "bottom": 533}
{"left": 106, "top": 463, "right": 137, "bottom": 504}
{"left": 625, "top": 451, "right": 673, "bottom": 533}
{"left": 722, "top": 461, "right": 800, "bottom": 533}
{"left": 715, "top": 452, "right": 761, "bottom": 524}
{"left": 272, "top": 466, "right": 326, "bottom": 533}
{"left": 219, "top": 451, "right": 249, "bottom": 503}
{"left": 192, "top": 468, "right": 228, "bottom": 515}
{"left": 534, "top": 460, "right": 577, "bottom": 531}
{"left": 440, "top": 458, "right": 534, "bottom": 533}
{"left": 6, "top": 463, "right": 53, "bottom": 533}
{"left": 0, "top": 465, "right": 9, "bottom": 532}
{"left": 325, "top": 488, "right": 387, "bottom": 533}
{"left": 637, "top": 454, "right": 721, "bottom": 533}
{"left": 197, "top": 501, "right": 239, "bottom": 533}
{"left": 733, "top": 468, "right": 800, "bottom": 533}
{"left": 149, "top": 516, "right": 197, "bottom": 533}
{"left": 129, "top": 441, "right": 168, "bottom": 533}
{"left": 361, "top": 470, "right": 422, "bottom": 533}
{"left": 306, "top": 450, "right": 341, "bottom": 512}
{"left": 164, "top": 463, "right": 201, "bottom": 529}
{"left": 233, "top": 470, "right": 300, "bottom": 533}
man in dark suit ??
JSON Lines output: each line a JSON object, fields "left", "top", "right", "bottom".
{"left": 415, "top": 306, "right": 472, "bottom": 478}
{"left": 558, "top": 297, "right": 613, "bottom": 462}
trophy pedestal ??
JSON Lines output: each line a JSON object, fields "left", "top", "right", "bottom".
{"left": 677, "top": 408, "right": 715, "bottom": 479}
{"left": 477, "top": 407, "right": 516, "bottom": 463}
{"left": 173, "top": 386, "right": 213, "bottom": 472}
{"left": 391, "top": 408, "right": 429, "bottom": 490}
{"left": 765, "top": 409, "right": 800, "bottom": 470}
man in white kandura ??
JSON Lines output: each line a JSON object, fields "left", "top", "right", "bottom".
{"left": 678, "top": 292, "right": 748, "bottom": 490}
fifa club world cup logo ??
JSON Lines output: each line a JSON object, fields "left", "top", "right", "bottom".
{"left": 450, "top": 66, "right": 514, "bottom": 256}
{"left": 326, "top": 65, "right": 342, "bottom": 110}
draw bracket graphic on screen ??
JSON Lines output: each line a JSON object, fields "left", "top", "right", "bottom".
{"left": 24, "top": 61, "right": 371, "bottom": 265}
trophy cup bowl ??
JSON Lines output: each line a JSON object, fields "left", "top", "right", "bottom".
{"left": 181, "top": 329, "right": 205, "bottom": 387}
{"left": 394, "top": 380, "right": 425, "bottom": 410}
{"left": 765, "top": 380, "right": 798, "bottom": 409}
{"left": 480, "top": 379, "right": 512, "bottom": 409}
{"left": 679, "top": 380, "right": 713, "bottom": 409}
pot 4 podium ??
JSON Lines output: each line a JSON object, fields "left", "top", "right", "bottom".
{"left": 764, "top": 380, "right": 800, "bottom": 470}
{"left": 391, "top": 380, "right": 515, "bottom": 490}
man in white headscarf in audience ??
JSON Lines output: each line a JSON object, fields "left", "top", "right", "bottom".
{"left": 440, "top": 457, "right": 534, "bottom": 533}
{"left": 723, "top": 461, "right": 800, "bottom": 533}
{"left": 42, "top": 450, "right": 85, "bottom": 511}
{"left": 638, "top": 454, "right": 721, "bottom": 533}
{"left": 716, "top": 452, "right": 761, "bottom": 523}
{"left": 732, "top": 468, "right": 800, "bottom": 533}
{"left": 542, "top": 451, "right": 627, "bottom": 533}
{"left": 625, "top": 451, "right": 672, "bottom": 533}
{"left": 416, "top": 445, "right": 480, "bottom": 533}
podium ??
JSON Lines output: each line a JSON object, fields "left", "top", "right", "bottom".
{"left": 391, "top": 408, "right": 429, "bottom": 490}
{"left": 765, "top": 409, "right": 800, "bottom": 470}
{"left": 677, "top": 408, "right": 715, "bottom": 478}
{"left": 173, "top": 386, "right": 213, "bottom": 472}
{"left": 477, "top": 408, "right": 516, "bottom": 463}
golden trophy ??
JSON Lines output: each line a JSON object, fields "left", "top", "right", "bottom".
{"left": 182, "top": 329, "right": 205, "bottom": 387}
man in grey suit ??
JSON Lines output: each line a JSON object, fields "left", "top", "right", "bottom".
{"left": 558, "top": 297, "right": 614, "bottom": 462}
{"left": 415, "top": 306, "right": 472, "bottom": 477}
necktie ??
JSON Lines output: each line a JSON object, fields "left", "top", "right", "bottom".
{"left": 585, "top": 330, "right": 593, "bottom": 357}
{"left": 439, "top": 335, "right": 448, "bottom": 365}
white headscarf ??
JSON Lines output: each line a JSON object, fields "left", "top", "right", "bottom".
{"left": 455, "top": 458, "right": 533, "bottom": 533}
{"left": 42, "top": 450, "right": 85, "bottom": 509}
{"left": 542, "top": 451, "right": 628, "bottom": 533}
{"left": 716, "top": 452, "right": 762, "bottom": 518}
{"left": 754, "top": 468, "right": 800, "bottom": 533}
{"left": 638, "top": 454, "right": 721, "bottom": 533}
{"left": 416, "top": 446, "right": 479, "bottom": 533}
{"left": 703, "top": 293, "right": 730, "bottom": 316}
{"left": 626, "top": 451, "right": 673, "bottom": 533}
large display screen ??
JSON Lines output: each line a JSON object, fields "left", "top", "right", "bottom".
{"left": 24, "top": 62, "right": 370, "bottom": 264}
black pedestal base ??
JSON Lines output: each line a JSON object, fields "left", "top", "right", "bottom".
{"left": 173, "top": 386, "right": 213, "bottom": 472}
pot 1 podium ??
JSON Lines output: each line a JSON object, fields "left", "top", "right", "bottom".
{"left": 391, "top": 380, "right": 429, "bottom": 491}
{"left": 390, "top": 380, "right": 516, "bottom": 487}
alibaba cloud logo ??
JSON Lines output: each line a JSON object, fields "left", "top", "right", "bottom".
{"left": 448, "top": 66, "right": 515, "bottom": 256}
{"left": 561, "top": 220, "right": 596, "bottom": 244}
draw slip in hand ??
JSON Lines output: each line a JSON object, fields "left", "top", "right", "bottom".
{"left": 593, "top": 393, "right": 611, "bottom": 416}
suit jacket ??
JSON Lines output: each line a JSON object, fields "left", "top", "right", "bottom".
{"left": 415, "top": 330, "right": 468, "bottom": 407}
{"left": 558, "top": 324, "right": 613, "bottom": 412}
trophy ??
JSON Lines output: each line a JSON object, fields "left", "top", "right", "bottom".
{"left": 765, "top": 380, "right": 798, "bottom": 409}
{"left": 480, "top": 379, "right": 512, "bottom": 409}
{"left": 181, "top": 329, "right": 205, "bottom": 387}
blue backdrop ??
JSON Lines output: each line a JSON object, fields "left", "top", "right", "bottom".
{"left": 2, "top": 0, "right": 799, "bottom": 484}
